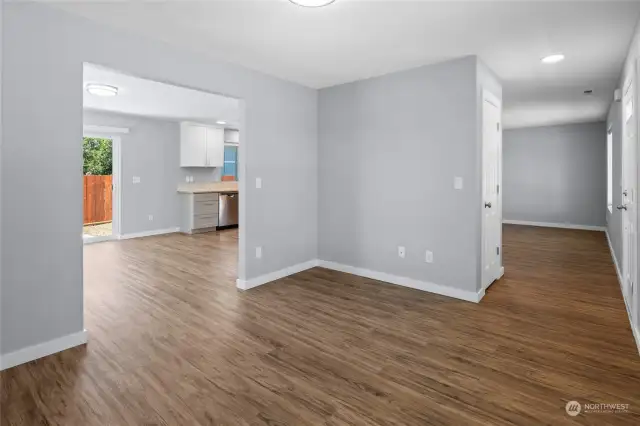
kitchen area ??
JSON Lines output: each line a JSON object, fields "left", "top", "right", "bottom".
{"left": 177, "top": 123, "right": 240, "bottom": 234}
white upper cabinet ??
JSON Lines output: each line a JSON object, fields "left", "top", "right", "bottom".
{"left": 206, "top": 127, "right": 224, "bottom": 167}
{"left": 180, "top": 123, "right": 224, "bottom": 167}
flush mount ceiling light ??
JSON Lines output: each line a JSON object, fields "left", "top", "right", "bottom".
{"left": 289, "top": 0, "right": 336, "bottom": 7}
{"left": 216, "top": 120, "right": 227, "bottom": 125}
{"left": 86, "top": 84, "right": 118, "bottom": 97}
{"left": 541, "top": 54, "right": 565, "bottom": 64}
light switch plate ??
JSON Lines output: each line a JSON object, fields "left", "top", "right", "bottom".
{"left": 454, "top": 176, "right": 463, "bottom": 190}
{"left": 425, "top": 250, "right": 434, "bottom": 263}
{"left": 256, "top": 177, "right": 262, "bottom": 189}
{"left": 256, "top": 247, "right": 262, "bottom": 259}
{"left": 133, "top": 176, "right": 141, "bottom": 184}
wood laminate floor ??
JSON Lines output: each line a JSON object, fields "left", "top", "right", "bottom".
{"left": 1, "top": 225, "right": 639, "bottom": 425}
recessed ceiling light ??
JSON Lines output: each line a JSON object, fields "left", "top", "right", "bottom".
{"left": 289, "top": 0, "right": 336, "bottom": 7}
{"left": 86, "top": 84, "right": 118, "bottom": 97}
{"left": 541, "top": 54, "right": 565, "bottom": 64}
{"left": 216, "top": 120, "right": 227, "bottom": 125}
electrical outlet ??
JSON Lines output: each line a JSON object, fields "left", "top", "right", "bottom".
{"left": 256, "top": 177, "right": 262, "bottom": 189}
{"left": 189, "top": 176, "right": 194, "bottom": 183}
{"left": 256, "top": 246, "right": 262, "bottom": 259}
{"left": 398, "top": 246, "right": 406, "bottom": 259}
{"left": 425, "top": 250, "right": 434, "bottom": 264}
{"left": 132, "top": 176, "right": 141, "bottom": 184}
{"left": 148, "top": 215, "right": 154, "bottom": 221}
{"left": 185, "top": 176, "right": 191, "bottom": 183}
{"left": 454, "top": 177, "right": 463, "bottom": 190}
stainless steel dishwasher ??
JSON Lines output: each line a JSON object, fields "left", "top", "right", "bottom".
{"left": 218, "top": 192, "right": 239, "bottom": 229}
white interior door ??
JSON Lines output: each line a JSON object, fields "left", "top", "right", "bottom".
{"left": 482, "top": 91, "right": 502, "bottom": 289}
{"left": 621, "top": 77, "right": 638, "bottom": 323}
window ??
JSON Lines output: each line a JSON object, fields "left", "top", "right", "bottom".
{"left": 607, "top": 129, "right": 613, "bottom": 213}
{"left": 223, "top": 145, "right": 238, "bottom": 181}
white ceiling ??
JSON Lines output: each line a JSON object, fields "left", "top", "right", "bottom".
{"left": 57, "top": 0, "right": 640, "bottom": 128}
{"left": 83, "top": 63, "right": 240, "bottom": 127}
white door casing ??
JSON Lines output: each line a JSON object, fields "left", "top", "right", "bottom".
{"left": 481, "top": 90, "right": 502, "bottom": 290}
{"left": 621, "top": 76, "right": 637, "bottom": 325}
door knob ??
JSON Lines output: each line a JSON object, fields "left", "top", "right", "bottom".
{"left": 617, "top": 205, "right": 628, "bottom": 211}
{"left": 484, "top": 202, "right": 492, "bottom": 208}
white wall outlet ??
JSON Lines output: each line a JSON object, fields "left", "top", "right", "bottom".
{"left": 132, "top": 176, "right": 141, "bottom": 184}
{"left": 454, "top": 176, "right": 463, "bottom": 190}
{"left": 148, "top": 215, "right": 154, "bottom": 221}
{"left": 425, "top": 250, "right": 434, "bottom": 264}
{"left": 256, "top": 177, "right": 262, "bottom": 189}
{"left": 185, "top": 176, "right": 191, "bottom": 183}
{"left": 398, "top": 246, "right": 406, "bottom": 259}
{"left": 189, "top": 176, "right": 194, "bottom": 183}
{"left": 255, "top": 246, "right": 262, "bottom": 259}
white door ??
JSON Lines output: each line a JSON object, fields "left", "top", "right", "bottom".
{"left": 181, "top": 124, "right": 207, "bottom": 167}
{"left": 206, "top": 127, "right": 224, "bottom": 167}
{"left": 482, "top": 91, "right": 502, "bottom": 289}
{"left": 621, "top": 78, "right": 637, "bottom": 323}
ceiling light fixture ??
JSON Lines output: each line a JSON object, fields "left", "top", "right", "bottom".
{"left": 289, "top": 0, "right": 336, "bottom": 7}
{"left": 541, "top": 54, "right": 565, "bottom": 64}
{"left": 86, "top": 84, "right": 119, "bottom": 97}
{"left": 216, "top": 120, "right": 227, "bottom": 125}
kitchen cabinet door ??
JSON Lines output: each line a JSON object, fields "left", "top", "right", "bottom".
{"left": 206, "top": 127, "right": 224, "bottom": 167}
{"left": 180, "top": 124, "right": 207, "bottom": 167}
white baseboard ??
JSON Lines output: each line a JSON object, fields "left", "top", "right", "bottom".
{"left": 119, "top": 227, "right": 180, "bottom": 240}
{"left": 605, "top": 231, "right": 623, "bottom": 286}
{"left": 605, "top": 231, "right": 640, "bottom": 356}
{"left": 236, "top": 259, "right": 319, "bottom": 291}
{"left": 83, "top": 235, "right": 117, "bottom": 245}
{"left": 0, "top": 329, "right": 88, "bottom": 371}
{"left": 317, "top": 260, "right": 484, "bottom": 303}
{"left": 503, "top": 220, "right": 606, "bottom": 232}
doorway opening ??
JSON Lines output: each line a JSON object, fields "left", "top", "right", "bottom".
{"left": 82, "top": 133, "right": 121, "bottom": 244}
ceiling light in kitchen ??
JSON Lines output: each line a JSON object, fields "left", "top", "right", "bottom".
{"left": 86, "top": 84, "right": 119, "bottom": 97}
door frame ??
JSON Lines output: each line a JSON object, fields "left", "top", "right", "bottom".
{"left": 82, "top": 126, "right": 126, "bottom": 243}
{"left": 480, "top": 89, "right": 503, "bottom": 291}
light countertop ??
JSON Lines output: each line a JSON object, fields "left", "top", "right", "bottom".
{"left": 177, "top": 182, "right": 238, "bottom": 194}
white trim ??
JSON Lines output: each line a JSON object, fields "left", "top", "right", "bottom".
{"left": 119, "top": 227, "right": 180, "bottom": 240}
{"left": 503, "top": 220, "right": 606, "bottom": 232}
{"left": 318, "top": 260, "right": 484, "bottom": 303}
{"left": 606, "top": 231, "right": 640, "bottom": 356}
{"left": 0, "top": 330, "right": 88, "bottom": 371}
{"left": 83, "top": 234, "right": 116, "bottom": 245}
{"left": 83, "top": 124, "right": 129, "bottom": 134}
{"left": 606, "top": 231, "right": 624, "bottom": 288}
{"left": 236, "top": 259, "right": 319, "bottom": 290}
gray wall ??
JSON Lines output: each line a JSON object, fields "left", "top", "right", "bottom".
{"left": 503, "top": 122, "right": 607, "bottom": 227}
{"left": 318, "top": 56, "right": 499, "bottom": 294}
{"left": 83, "top": 110, "right": 221, "bottom": 235}
{"left": 1, "top": 3, "right": 318, "bottom": 356}
{"left": 607, "top": 103, "right": 623, "bottom": 265}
